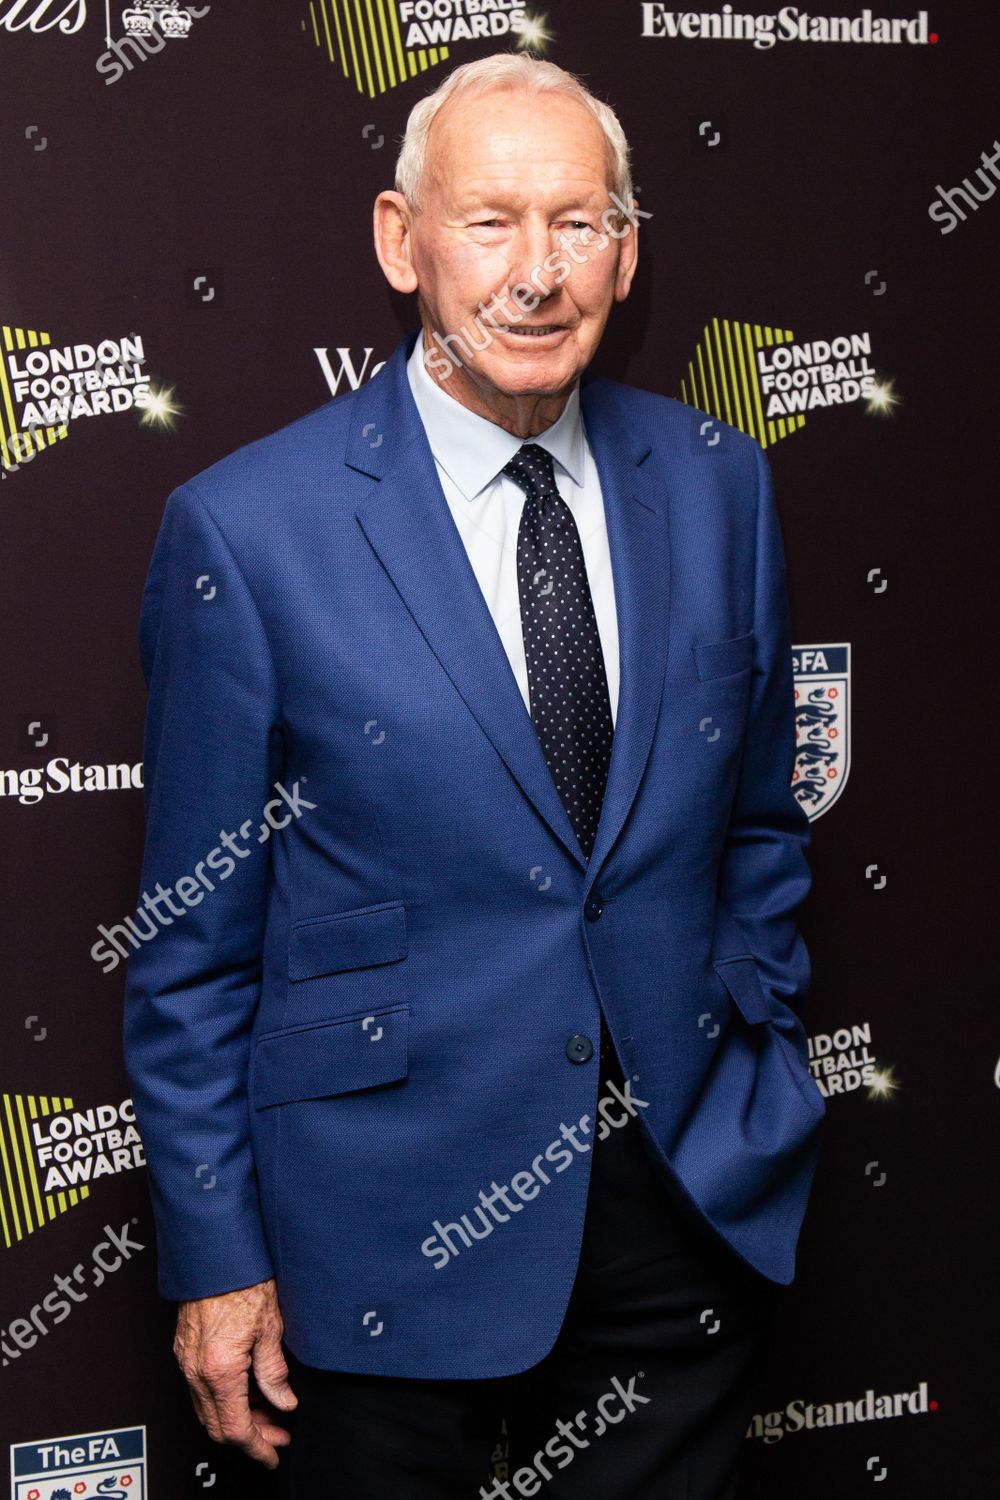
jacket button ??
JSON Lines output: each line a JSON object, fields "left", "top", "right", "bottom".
{"left": 566, "top": 1034, "right": 594, "bottom": 1064}
{"left": 584, "top": 896, "right": 604, "bottom": 922}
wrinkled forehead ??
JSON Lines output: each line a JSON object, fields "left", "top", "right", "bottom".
{"left": 422, "top": 87, "right": 614, "bottom": 201}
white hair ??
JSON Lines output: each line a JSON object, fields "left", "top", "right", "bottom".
{"left": 394, "top": 51, "right": 634, "bottom": 218}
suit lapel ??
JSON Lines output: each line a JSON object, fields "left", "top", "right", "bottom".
{"left": 579, "top": 376, "right": 671, "bottom": 876}
{"left": 347, "top": 333, "right": 671, "bottom": 882}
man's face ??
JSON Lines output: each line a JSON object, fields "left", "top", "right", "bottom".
{"left": 404, "top": 87, "right": 636, "bottom": 413}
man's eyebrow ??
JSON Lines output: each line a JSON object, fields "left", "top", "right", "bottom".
{"left": 453, "top": 190, "right": 608, "bottom": 215}
{"left": 452, "top": 189, "right": 526, "bottom": 212}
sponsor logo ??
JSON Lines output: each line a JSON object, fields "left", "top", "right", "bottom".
{"left": 679, "top": 320, "right": 898, "bottom": 449}
{"left": 0, "top": 757, "right": 143, "bottom": 804}
{"left": 1, "top": 1095, "right": 144, "bottom": 1248}
{"left": 793, "top": 643, "right": 850, "bottom": 820}
{"left": 746, "top": 1380, "right": 934, "bottom": 1444}
{"left": 314, "top": 344, "right": 386, "bottom": 396}
{"left": 123, "top": 1, "right": 195, "bottom": 38}
{"left": 641, "top": 7, "right": 938, "bottom": 48}
{"left": 0, "top": 323, "right": 158, "bottom": 476}
{"left": 0, "top": 1, "right": 206, "bottom": 42}
{"left": 302, "top": 0, "right": 552, "bottom": 98}
{"left": 806, "top": 1020, "right": 901, "bottom": 1100}
{"left": 0, "top": 1, "right": 87, "bottom": 36}
{"left": 11, "top": 1425, "right": 146, "bottom": 1499}
{"left": 96, "top": 3, "right": 209, "bottom": 81}
{"left": 757, "top": 332, "right": 882, "bottom": 418}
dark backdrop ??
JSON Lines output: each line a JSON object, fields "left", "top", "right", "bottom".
{"left": 1, "top": 2, "right": 996, "bottom": 1495}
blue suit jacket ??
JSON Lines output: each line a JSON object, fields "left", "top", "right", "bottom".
{"left": 122, "top": 328, "right": 825, "bottom": 1376}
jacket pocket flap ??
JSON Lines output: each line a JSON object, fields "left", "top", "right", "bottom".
{"left": 251, "top": 1005, "right": 408, "bottom": 1109}
{"left": 714, "top": 957, "right": 772, "bottom": 1024}
{"left": 694, "top": 631, "right": 754, "bottom": 681}
{"left": 288, "top": 900, "right": 407, "bottom": 981}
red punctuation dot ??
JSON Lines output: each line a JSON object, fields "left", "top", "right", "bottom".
{"left": 930, "top": 1399, "right": 939, "bottom": 1410}
{"left": 929, "top": 32, "right": 938, "bottom": 43}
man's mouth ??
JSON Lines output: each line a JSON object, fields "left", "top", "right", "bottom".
{"left": 496, "top": 324, "right": 565, "bottom": 338}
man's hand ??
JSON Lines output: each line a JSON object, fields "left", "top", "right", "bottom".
{"left": 174, "top": 1278, "right": 298, "bottom": 1470}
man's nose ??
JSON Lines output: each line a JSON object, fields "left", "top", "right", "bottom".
{"left": 507, "top": 221, "right": 560, "bottom": 301}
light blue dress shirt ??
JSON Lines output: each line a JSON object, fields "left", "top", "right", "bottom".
{"left": 406, "top": 330, "right": 620, "bottom": 726}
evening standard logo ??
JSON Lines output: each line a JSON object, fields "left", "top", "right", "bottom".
{"left": 679, "top": 321, "right": 897, "bottom": 451}
{"left": 11, "top": 1425, "right": 146, "bottom": 1500}
{"left": 0, "top": 323, "right": 150, "bottom": 475}
{"left": 746, "top": 1380, "right": 933, "bottom": 1444}
{"left": 301, "top": 1, "right": 548, "bottom": 99}
{"left": 807, "top": 1019, "right": 901, "bottom": 1101}
{"left": 0, "top": 756, "right": 143, "bottom": 805}
{"left": 1, "top": 1094, "right": 143, "bottom": 1249}
{"left": 640, "top": 6, "right": 938, "bottom": 48}
{"left": 793, "top": 643, "right": 850, "bottom": 820}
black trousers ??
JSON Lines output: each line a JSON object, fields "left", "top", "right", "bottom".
{"left": 277, "top": 1050, "right": 781, "bottom": 1499}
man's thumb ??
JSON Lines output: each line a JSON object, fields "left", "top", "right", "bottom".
{"left": 253, "top": 1342, "right": 299, "bottom": 1408}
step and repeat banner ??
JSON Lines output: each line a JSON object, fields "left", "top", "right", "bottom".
{"left": 1, "top": 2, "right": 996, "bottom": 1496}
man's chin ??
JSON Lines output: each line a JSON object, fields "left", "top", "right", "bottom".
{"left": 472, "top": 350, "right": 580, "bottom": 400}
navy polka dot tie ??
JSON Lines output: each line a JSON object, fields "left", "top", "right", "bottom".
{"left": 503, "top": 442, "right": 614, "bottom": 863}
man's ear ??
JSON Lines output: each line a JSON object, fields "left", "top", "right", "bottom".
{"left": 613, "top": 201, "right": 640, "bottom": 303}
{"left": 373, "top": 191, "right": 419, "bottom": 294}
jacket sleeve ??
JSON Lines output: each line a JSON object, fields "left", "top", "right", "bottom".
{"left": 713, "top": 443, "right": 813, "bottom": 1018}
{"left": 121, "top": 481, "right": 283, "bottom": 1301}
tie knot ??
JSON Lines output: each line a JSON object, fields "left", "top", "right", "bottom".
{"left": 502, "top": 442, "right": 559, "bottom": 507}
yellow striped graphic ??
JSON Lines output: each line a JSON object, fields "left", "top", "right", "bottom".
{"left": 304, "top": 0, "right": 449, "bottom": 95}
{"left": 1, "top": 325, "right": 69, "bottom": 473}
{"left": 1, "top": 1094, "right": 89, "bottom": 1250}
{"left": 679, "top": 319, "right": 807, "bottom": 450}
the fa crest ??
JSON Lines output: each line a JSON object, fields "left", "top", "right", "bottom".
{"left": 792, "top": 643, "right": 850, "bottom": 819}
{"left": 11, "top": 1424, "right": 146, "bottom": 1499}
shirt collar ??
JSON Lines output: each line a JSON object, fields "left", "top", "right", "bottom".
{"left": 406, "top": 328, "right": 586, "bottom": 500}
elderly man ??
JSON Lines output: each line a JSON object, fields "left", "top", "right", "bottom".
{"left": 123, "top": 50, "right": 825, "bottom": 1500}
